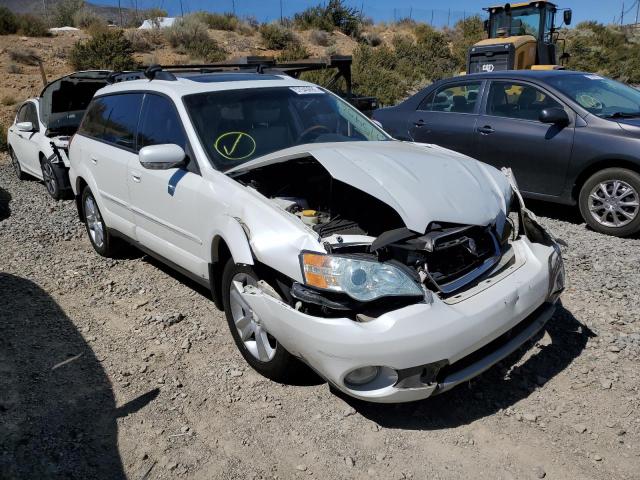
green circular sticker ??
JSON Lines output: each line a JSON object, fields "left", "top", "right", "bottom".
{"left": 214, "top": 131, "right": 256, "bottom": 160}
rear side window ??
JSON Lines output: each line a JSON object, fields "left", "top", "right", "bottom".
{"left": 137, "top": 94, "right": 186, "bottom": 150}
{"left": 418, "top": 82, "right": 482, "bottom": 113}
{"left": 487, "top": 81, "right": 563, "bottom": 121}
{"left": 78, "top": 93, "right": 143, "bottom": 149}
{"left": 17, "top": 103, "right": 38, "bottom": 128}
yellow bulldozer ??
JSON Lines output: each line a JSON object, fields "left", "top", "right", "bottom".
{"left": 467, "top": 1, "right": 572, "bottom": 73}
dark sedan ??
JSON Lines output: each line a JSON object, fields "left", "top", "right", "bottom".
{"left": 373, "top": 70, "right": 640, "bottom": 237}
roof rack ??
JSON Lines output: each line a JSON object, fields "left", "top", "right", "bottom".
{"left": 106, "top": 55, "right": 378, "bottom": 114}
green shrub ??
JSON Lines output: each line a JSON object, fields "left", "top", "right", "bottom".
{"left": 278, "top": 44, "right": 310, "bottom": 61}
{"left": 54, "top": 0, "right": 85, "bottom": 27}
{"left": 192, "top": 12, "right": 240, "bottom": 31}
{"left": 0, "top": 7, "right": 19, "bottom": 35}
{"left": 259, "top": 23, "right": 295, "bottom": 50}
{"left": 17, "top": 14, "right": 51, "bottom": 37}
{"left": 165, "top": 16, "right": 226, "bottom": 61}
{"left": 446, "top": 15, "right": 485, "bottom": 70}
{"left": 124, "top": 29, "right": 163, "bottom": 53}
{"left": 294, "top": 0, "right": 362, "bottom": 37}
{"left": 351, "top": 44, "right": 410, "bottom": 105}
{"left": 69, "top": 29, "right": 136, "bottom": 70}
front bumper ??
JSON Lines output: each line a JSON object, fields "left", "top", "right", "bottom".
{"left": 241, "top": 237, "right": 559, "bottom": 403}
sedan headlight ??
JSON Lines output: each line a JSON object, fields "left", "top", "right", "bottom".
{"left": 300, "top": 252, "right": 424, "bottom": 302}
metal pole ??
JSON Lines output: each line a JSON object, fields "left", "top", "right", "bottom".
{"left": 430, "top": 9, "right": 433, "bottom": 26}
{"left": 280, "top": 0, "right": 283, "bottom": 22}
{"left": 179, "top": 0, "right": 184, "bottom": 17}
{"left": 447, "top": 8, "right": 450, "bottom": 27}
{"left": 118, "top": 0, "right": 123, "bottom": 27}
{"left": 635, "top": 0, "right": 639, "bottom": 26}
{"left": 621, "top": 1, "right": 625, "bottom": 25}
{"left": 232, "top": 0, "right": 236, "bottom": 15}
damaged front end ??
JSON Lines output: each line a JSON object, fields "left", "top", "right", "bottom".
{"left": 232, "top": 155, "right": 564, "bottom": 320}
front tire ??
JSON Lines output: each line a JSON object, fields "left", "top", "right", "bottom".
{"left": 221, "top": 260, "right": 297, "bottom": 382}
{"left": 41, "top": 156, "right": 64, "bottom": 200}
{"left": 9, "top": 148, "right": 27, "bottom": 180}
{"left": 82, "top": 187, "right": 117, "bottom": 257}
{"left": 579, "top": 168, "right": 640, "bottom": 237}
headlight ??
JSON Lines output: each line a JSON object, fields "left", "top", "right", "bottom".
{"left": 547, "top": 243, "right": 565, "bottom": 302}
{"left": 300, "top": 252, "right": 424, "bottom": 302}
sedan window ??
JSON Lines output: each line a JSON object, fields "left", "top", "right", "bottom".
{"left": 487, "top": 81, "right": 562, "bottom": 121}
{"left": 418, "top": 82, "right": 482, "bottom": 114}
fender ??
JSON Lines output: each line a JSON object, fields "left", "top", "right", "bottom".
{"left": 209, "top": 215, "right": 254, "bottom": 266}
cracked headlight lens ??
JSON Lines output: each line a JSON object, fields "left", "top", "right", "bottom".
{"left": 300, "top": 253, "right": 424, "bottom": 302}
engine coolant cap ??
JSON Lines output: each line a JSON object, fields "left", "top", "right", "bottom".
{"left": 302, "top": 210, "right": 317, "bottom": 217}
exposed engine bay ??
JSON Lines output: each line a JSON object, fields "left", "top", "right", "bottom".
{"left": 233, "top": 157, "right": 523, "bottom": 314}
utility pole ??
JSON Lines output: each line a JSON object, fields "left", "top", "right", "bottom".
{"left": 635, "top": 0, "right": 639, "bottom": 26}
{"left": 447, "top": 8, "right": 451, "bottom": 27}
{"left": 621, "top": 1, "right": 625, "bottom": 25}
{"left": 279, "top": 0, "right": 283, "bottom": 23}
{"left": 179, "top": 0, "right": 184, "bottom": 17}
{"left": 118, "top": 0, "right": 123, "bottom": 27}
{"left": 232, "top": 0, "right": 236, "bottom": 15}
{"left": 430, "top": 9, "right": 434, "bottom": 26}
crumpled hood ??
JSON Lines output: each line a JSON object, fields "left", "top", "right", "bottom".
{"left": 228, "top": 141, "right": 512, "bottom": 233}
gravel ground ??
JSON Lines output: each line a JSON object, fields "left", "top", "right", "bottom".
{"left": 1, "top": 152, "right": 639, "bottom": 480}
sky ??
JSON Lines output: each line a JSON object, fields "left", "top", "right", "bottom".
{"left": 92, "top": 0, "right": 640, "bottom": 27}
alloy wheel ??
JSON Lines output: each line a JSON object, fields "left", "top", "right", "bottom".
{"left": 42, "top": 161, "right": 57, "bottom": 196}
{"left": 588, "top": 180, "right": 640, "bottom": 228}
{"left": 10, "top": 149, "right": 21, "bottom": 178}
{"left": 84, "top": 195, "right": 105, "bottom": 248}
{"left": 228, "top": 273, "right": 277, "bottom": 362}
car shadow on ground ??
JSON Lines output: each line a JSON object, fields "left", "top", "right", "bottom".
{"left": 338, "top": 305, "right": 593, "bottom": 430}
{"left": 0, "top": 186, "right": 10, "bottom": 221}
{"left": 525, "top": 199, "right": 584, "bottom": 225}
{"left": 0, "top": 273, "right": 159, "bottom": 479}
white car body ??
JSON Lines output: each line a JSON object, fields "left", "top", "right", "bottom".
{"left": 6, "top": 71, "right": 109, "bottom": 198}
{"left": 69, "top": 72, "right": 564, "bottom": 403}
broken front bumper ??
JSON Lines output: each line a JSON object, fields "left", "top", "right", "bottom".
{"left": 241, "top": 237, "right": 559, "bottom": 403}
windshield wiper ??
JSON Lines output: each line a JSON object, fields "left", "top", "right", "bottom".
{"left": 604, "top": 111, "right": 640, "bottom": 119}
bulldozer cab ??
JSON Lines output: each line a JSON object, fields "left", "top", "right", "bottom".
{"left": 467, "top": 1, "right": 571, "bottom": 74}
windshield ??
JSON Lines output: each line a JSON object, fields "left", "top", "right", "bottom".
{"left": 183, "top": 86, "right": 389, "bottom": 171}
{"left": 490, "top": 6, "right": 541, "bottom": 38}
{"left": 546, "top": 74, "right": 640, "bottom": 118}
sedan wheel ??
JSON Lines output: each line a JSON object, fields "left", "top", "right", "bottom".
{"left": 41, "top": 159, "right": 59, "bottom": 199}
{"left": 10, "top": 148, "right": 26, "bottom": 180}
{"left": 587, "top": 180, "right": 639, "bottom": 228}
{"left": 579, "top": 168, "right": 640, "bottom": 237}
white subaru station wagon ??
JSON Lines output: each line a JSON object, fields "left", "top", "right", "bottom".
{"left": 69, "top": 66, "right": 565, "bottom": 403}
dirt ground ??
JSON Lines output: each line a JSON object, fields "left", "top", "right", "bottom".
{"left": 1, "top": 26, "right": 640, "bottom": 480}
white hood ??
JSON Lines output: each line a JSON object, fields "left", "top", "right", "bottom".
{"left": 228, "top": 141, "right": 512, "bottom": 233}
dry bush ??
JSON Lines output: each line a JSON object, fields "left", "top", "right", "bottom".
{"left": 359, "top": 31, "right": 382, "bottom": 47}
{"left": 1, "top": 95, "right": 17, "bottom": 106}
{"left": 17, "top": 14, "right": 50, "bottom": 37}
{"left": 310, "top": 29, "right": 331, "bottom": 46}
{"left": 73, "top": 9, "right": 105, "bottom": 29}
{"left": 124, "top": 29, "right": 163, "bottom": 52}
{"left": 165, "top": 16, "right": 226, "bottom": 62}
{"left": 0, "top": 7, "right": 19, "bottom": 35}
{"left": 8, "top": 49, "right": 41, "bottom": 66}
{"left": 6, "top": 63, "right": 23, "bottom": 74}
{"left": 0, "top": 124, "right": 7, "bottom": 152}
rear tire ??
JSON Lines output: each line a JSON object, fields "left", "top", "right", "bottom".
{"left": 9, "top": 148, "right": 27, "bottom": 181}
{"left": 221, "top": 260, "right": 298, "bottom": 382}
{"left": 82, "top": 186, "right": 117, "bottom": 257}
{"left": 578, "top": 168, "right": 640, "bottom": 237}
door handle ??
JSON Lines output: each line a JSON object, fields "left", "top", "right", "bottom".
{"left": 478, "top": 126, "right": 495, "bottom": 135}
{"left": 90, "top": 156, "right": 98, "bottom": 165}
{"left": 131, "top": 172, "right": 141, "bottom": 183}
{"left": 413, "top": 119, "right": 427, "bottom": 127}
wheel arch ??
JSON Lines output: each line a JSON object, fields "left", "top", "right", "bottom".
{"left": 75, "top": 176, "right": 89, "bottom": 221}
{"left": 572, "top": 159, "right": 640, "bottom": 201}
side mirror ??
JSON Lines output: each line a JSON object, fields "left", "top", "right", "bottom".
{"left": 139, "top": 144, "right": 186, "bottom": 170}
{"left": 17, "top": 121, "right": 34, "bottom": 132}
{"left": 539, "top": 107, "right": 569, "bottom": 125}
{"left": 563, "top": 9, "right": 572, "bottom": 26}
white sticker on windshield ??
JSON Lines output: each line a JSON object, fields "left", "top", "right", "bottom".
{"left": 290, "top": 86, "right": 324, "bottom": 95}
{"left": 585, "top": 74, "right": 603, "bottom": 80}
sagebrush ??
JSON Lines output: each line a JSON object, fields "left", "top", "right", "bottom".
{"left": 165, "top": 15, "right": 226, "bottom": 62}
{"left": 259, "top": 23, "right": 295, "bottom": 50}
{"left": 69, "top": 29, "right": 136, "bottom": 70}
